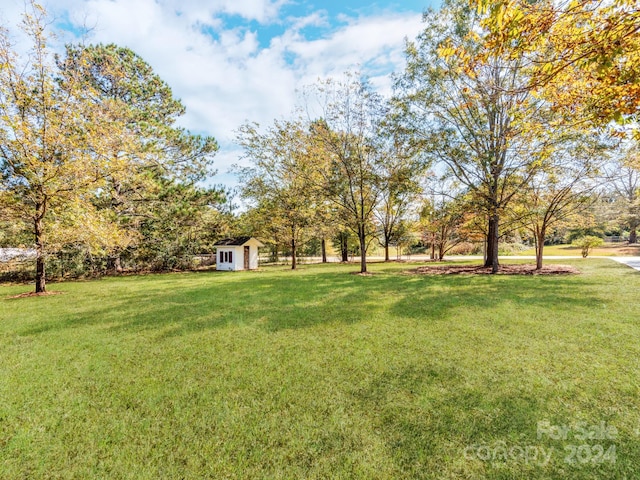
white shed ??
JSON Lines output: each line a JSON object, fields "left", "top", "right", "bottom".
{"left": 214, "top": 237, "right": 264, "bottom": 271}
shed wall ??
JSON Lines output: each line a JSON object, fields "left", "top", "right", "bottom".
{"left": 215, "top": 242, "right": 261, "bottom": 271}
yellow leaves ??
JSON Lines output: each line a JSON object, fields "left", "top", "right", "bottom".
{"left": 540, "top": 63, "right": 554, "bottom": 76}
{"left": 470, "top": 0, "right": 640, "bottom": 129}
{"left": 1, "top": 1, "right": 150, "bottom": 253}
{"left": 476, "top": 0, "right": 489, "bottom": 16}
{"left": 492, "top": 3, "right": 508, "bottom": 29}
{"left": 509, "top": 7, "right": 524, "bottom": 25}
{"left": 437, "top": 45, "right": 457, "bottom": 60}
{"left": 567, "top": 0, "right": 582, "bottom": 11}
{"left": 467, "top": 29, "right": 481, "bottom": 43}
{"left": 47, "top": 197, "right": 135, "bottom": 254}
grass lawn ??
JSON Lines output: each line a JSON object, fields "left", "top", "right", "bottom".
{"left": 519, "top": 243, "right": 640, "bottom": 257}
{"left": 1, "top": 259, "right": 639, "bottom": 479}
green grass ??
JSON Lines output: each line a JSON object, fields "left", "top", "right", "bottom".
{"left": 1, "top": 260, "right": 640, "bottom": 479}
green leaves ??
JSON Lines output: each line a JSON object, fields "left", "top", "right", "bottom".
{"left": 0, "top": 1, "right": 219, "bottom": 289}
{"left": 235, "top": 118, "right": 318, "bottom": 268}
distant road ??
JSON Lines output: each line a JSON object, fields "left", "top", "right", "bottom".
{"left": 609, "top": 257, "right": 640, "bottom": 271}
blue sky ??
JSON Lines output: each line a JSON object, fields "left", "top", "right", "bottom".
{"left": 212, "top": 1, "right": 435, "bottom": 47}
{"left": 1, "top": 0, "right": 440, "bottom": 187}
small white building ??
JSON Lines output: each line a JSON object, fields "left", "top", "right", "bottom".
{"left": 214, "top": 237, "right": 264, "bottom": 271}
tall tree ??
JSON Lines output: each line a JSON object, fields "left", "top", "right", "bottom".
{"left": 374, "top": 130, "right": 424, "bottom": 261}
{"left": 58, "top": 43, "right": 218, "bottom": 269}
{"left": 516, "top": 154, "right": 600, "bottom": 269}
{"left": 395, "top": 0, "right": 586, "bottom": 272}
{"left": 236, "top": 120, "right": 316, "bottom": 270}
{"left": 0, "top": 4, "right": 131, "bottom": 292}
{"left": 307, "top": 74, "right": 387, "bottom": 273}
{"left": 475, "top": 0, "right": 640, "bottom": 127}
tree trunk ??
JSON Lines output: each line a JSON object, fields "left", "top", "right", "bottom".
{"left": 340, "top": 233, "right": 349, "bottom": 262}
{"left": 321, "top": 238, "right": 327, "bottom": 263}
{"left": 484, "top": 213, "right": 500, "bottom": 273}
{"left": 430, "top": 240, "right": 436, "bottom": 260}
{"left": 34, "top": 213, "right": 46, "bottom": 293}
{"left": 483, "top": 238, "right": 487, "bottom": 265}
{"left": 358, "top": 228, "right": 367, "bottom": 273}
{"left": 630, "top": 224, "right": 638, "bottom": 244}
{"left": 291, "top": 237, "right": 297, "bottom": 270}
{"left": 535, "top": 228, "right": 546, "bottom": 270}
{"left": 384, "top": 242, "right": 390, "bottom": 262}
{"left": 438, "top": 243, "right": 446, "bottom": 261}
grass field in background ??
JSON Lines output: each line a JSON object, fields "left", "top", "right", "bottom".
{"left": 1, "top": 259, "right": 639, "bottom": 479}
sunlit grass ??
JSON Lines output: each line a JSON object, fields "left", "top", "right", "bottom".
{"left": 1, "top": 259, "right": 639, "bottom": 479}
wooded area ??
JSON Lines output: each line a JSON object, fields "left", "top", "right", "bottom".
{"left": 1, "top": 0, "right": 639, "bottom": 291}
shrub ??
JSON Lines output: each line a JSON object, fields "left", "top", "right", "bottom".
{"left": 0, "top": 259, "right": 34, "bottom": 283}
{"left": 572, "top": 235, "right": 604, "bottom": 258}
{"left": 498, "top": 242, "right": 529, "bottom": 256}
{"left": 448, "top": 242, "right": 477, "bottom": 255}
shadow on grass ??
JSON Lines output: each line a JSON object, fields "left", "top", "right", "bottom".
{"left": 352, "top": 362, "right": 547, "bottom": 478}
{"left": 354, "top": 352, "right": 638, "bottom": 480}
{"left": 17, "top": 264, "right": 607, "bottom": 340}
{"left": 19, "top": 271, "right": 363, "bottom": 337}
{"left": 387, "top": 273, "right": 605, "bottom": 322}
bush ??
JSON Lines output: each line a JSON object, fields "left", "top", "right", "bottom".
{"left": 572, "top": 235, "right": 604, "bottom": 258}
{"left": 448, "top": 242, "right": 478, "bottom": 255}
{"left": 408, "top": 242, "right": 428, "bottom": 255}
{"left": 498, "top": 242, "right": 529, "bottom": 256}
{"left": 0, "top": 259, "right": 34, "bottom": 283}
{"left": 566, "top": 227, "right": 605, "bottom": 243}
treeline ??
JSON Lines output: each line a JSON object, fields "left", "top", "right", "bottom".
{"left": 1, "top": 0, "right": 639, "bottom": 292}
{"left": 233, "top": 0, "right": 640, "bottom": 273}
{"left": 0, "top": 5, "right": 231, "bottom": 290}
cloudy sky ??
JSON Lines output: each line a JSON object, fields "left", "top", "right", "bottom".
{"left": 1, "top": 0, "right": 440, "bottom": 188}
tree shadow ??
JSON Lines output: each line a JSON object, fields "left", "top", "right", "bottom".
{"left": 386, "top": 273, "right": 605, "bottom": 323}
{"left": 17, "top": 266, "right": 607, "bottom": 340}
{"left": 350, "top": 354, "right": 637, "bottom": 479}
{"left": 350, "top": 361, "right": 547, "bottom": 478}
{"left": 18, "top": 270, "right": 367, "bottom": 337}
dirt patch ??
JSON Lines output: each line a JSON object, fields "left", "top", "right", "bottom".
{"left": 605, "top": 246, "right": 640, "bottom": 256}
{"left": 7, "top": 291, "right": 64, "bottom": 299}
{"left": 409, "top": 264, "right": 580, "bottom": 275}
{"left": 350, "top": 271, "right": 375, "bottom": 276}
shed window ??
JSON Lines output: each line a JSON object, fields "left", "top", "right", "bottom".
{"left": 218, "top": 251, "right": 233, "bottom": 263}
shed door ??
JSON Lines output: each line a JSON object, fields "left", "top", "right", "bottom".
{"left": 244, "top": 246, "right": 250, "bottom": 270}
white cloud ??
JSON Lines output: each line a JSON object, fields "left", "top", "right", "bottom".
{"left": 2, "top": 0, "right": 427, "bottom": 185}
{"left": 287, "top": 10, "right": 329, "bottom": 30}
{"left": 281, "top": 13, "right": 423, "bottom": 89}
{"left": 214, "top": 0, "right": 291, "bottom": 23}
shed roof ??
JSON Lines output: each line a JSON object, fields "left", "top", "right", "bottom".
{"left": 213, "top": 237, "right": 262, "bottom": 247}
